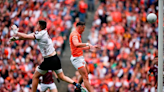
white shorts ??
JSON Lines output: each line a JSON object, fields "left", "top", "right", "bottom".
{"left": 70, "top": 56, "right": 86, "bottom": 70}
{"left": 40, "top": 83, "right": 57, "bottom": 92}
{"left": 36, "top": 66, "right": 63, "bottom": 75}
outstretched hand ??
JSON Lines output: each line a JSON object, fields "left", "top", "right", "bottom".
{"left": 9, "top": 36, "right": 18, "bottom": 43}
{"left": 93, "top": 45, "right": 100, "bottom": 49}
{"left": 11, "top": 25, "right": 19, "bottom": 34}
{"left": 89, "top": 44, "right": 101, "bottom": 51}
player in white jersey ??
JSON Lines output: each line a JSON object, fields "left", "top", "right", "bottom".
{"left": 9, "top": 20, "right": 81, "bottom": 92}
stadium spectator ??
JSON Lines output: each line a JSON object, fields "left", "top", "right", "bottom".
{"left": 78, "top": 0, "right": 88, "bottom": 22}
{"left": 87, "top": 0, "right": 95, "bottom": 12}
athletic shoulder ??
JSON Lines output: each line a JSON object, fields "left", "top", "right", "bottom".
{"left": 34, "top": 30, "right": 47, "bottom": 39}
{"left": 35, "top": 30, "right": 47, "bottom": 34}
{"left": 70, "top": 31, "right": 78, "bottom": 37}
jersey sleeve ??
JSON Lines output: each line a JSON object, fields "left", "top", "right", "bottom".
{"left": 72, "top": 35, "right": 79, "bottom": 44}
{"left": 34, "top": 31, "right": 45, "bottom": 40}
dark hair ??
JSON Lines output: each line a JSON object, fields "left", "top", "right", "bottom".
{"left": 76, "top": 22, "right": 85, "bottom": 27}
{"left": 38, "top": 20, "right": 47, "bottom": 30}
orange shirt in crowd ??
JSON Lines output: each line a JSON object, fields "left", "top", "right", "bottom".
{"left": 101, "top": 84, "right": 109, "bottom": 91}
{"left": 149, "top": 72, "right": 156, "bottom": 82}
{"left": 53, "top": 17, "right": 62, "bottom": 26}
{"left": 69, "top": 30, "right": 83, "bottom": 57}
{"left": 47, "top": 20, "right": 52, "bottom": 29}
{"left": 88, "top": 63, "right": 94, "bottom": 74}
{"left": 79, "top": 1, "right": 88, "bottom": 13}
{"left": 107, "top": 40, "right": 115, "bottom": 50}
{"left": 49, "top": 14, "right": 56, "bottom": 21}
{"left": 115, "top": 25, "right": 125, "bottom": 34}
{"left": 125, "top": 11, "right": 130, "bottom": 17}
{"left": 111, "top": 11, "right": 122, "bottom": 22}
{"left": 65, "top": 0, "right": 73, "bottom": 4}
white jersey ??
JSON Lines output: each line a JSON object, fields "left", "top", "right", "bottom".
{"left": 34, "top": 30, "right": 55, "bottom": 57}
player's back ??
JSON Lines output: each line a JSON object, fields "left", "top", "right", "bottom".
{"left": 69, "top": 30, "right": 83, "bottom": 57}
{"left": 42, "top": 70, "right": 54, "bottom": 84}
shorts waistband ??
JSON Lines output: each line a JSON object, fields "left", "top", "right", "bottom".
{"left": 71, "top": 55, "right": 83, "bottom": 58}
{"left": 41, "top": 81, "right": 54, "bottom": 84}
{"left": 44, "top": 54, "right": 57, "bottom": 59}
{"left": 44, "top": 51, "right": 57, "bottom": 58}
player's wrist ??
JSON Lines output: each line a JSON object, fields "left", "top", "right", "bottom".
{"left": 15, "top": 37, "right": 19, "bottom": 40}
{"left": 86, "top": 43, "right": 92, "bottom": 49}
{"left": 86, "top": 43, "right": 89, "bottom": 46}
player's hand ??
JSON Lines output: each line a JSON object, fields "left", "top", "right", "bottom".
{"left": 11, "top": 25, "right": 19, "bottom": 34}
{"left": 9, "top": 36, "right": 17, "bottom": 43}
{"left": 88, "top": 43, "right": 94, "bottom": 49}
{"left": 56, "top": 78, "right": 60, "bottom": 83}
{"left": 93, "top": 45, "right": 100, "bottom": 49}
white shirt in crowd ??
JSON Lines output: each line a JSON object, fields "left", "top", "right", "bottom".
{"left": 0, "top": 76, "right": 4, "bottom": 88}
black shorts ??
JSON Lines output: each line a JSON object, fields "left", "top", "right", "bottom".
{"left": 39, "top": 54, "right": 62, "bottom": 70}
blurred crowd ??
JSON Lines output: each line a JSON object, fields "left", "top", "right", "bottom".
{"left": 68, "top": 0, "right": 164, "bottom": 92}
{"left": 0, "top": 0, "right": 81, "bottom": 91}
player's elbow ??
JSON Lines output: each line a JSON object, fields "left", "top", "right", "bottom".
{"left": 74, "top": 44, "right": 80, "bottom": 48}
{"left": 75, "top": 45, "right": 81, "bottom": 48}
{"left": 25, "top": 35, "right": 35, "bottom": 40}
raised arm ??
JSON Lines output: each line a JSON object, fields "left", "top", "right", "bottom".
{"left": 16, "top": 32, "right": 35, "bottom": 40}
{"left": 10, "top": 25, "right": 35, "bottom": 41}
{"left": 72, "top": 36, "right": 100, "bottom": 50}
{"left": 72, "top": 35, "right": 91, "bottom": 49}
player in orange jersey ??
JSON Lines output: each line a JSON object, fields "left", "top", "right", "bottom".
{"left": 69, "top": 22, "right": 99, "bottom": 92}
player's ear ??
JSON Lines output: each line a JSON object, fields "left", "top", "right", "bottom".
{"left": 77, "top": 26, "right": 80, "bottom": 29}
{"left": 83, "top": 25, "right": 85, "bottom": 29}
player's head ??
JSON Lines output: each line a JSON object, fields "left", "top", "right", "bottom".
{"left": 153, "top": 56, "right": 158, "bottom": 65}
{"left": 37, "top": 20, "right": 47, "bottom": 31}
{"left": 76, "top": 22, "right": 85, "bottom": 33}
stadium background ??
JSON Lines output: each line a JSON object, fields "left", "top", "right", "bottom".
{"left": 0, "top": 0, "right": 163, "bottom": 92}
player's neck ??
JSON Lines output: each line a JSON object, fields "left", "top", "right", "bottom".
{"left": 38, "top": 29, "right": 45, "bottom": 31}
{"left": 76, "top": 29, "right": 82, "bottom": 34}
{"left": 38, "top": 29, "right": 42, "bottom": 31}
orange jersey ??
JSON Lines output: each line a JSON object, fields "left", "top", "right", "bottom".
{"left": 69, "top": 30, "right": 83, "bottom": 57}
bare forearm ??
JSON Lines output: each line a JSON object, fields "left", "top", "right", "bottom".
{"left": 16, "top": 32, "right": 35, "bottom": 40}
{"left": 16, "top": 37, "right": 25, "bottom": 40}
{"left": 76, "top": 43, "right": 88, "bottom": 48}
{"left": 16, "top": 32, "right": 28, "bottom": 39}
{"left": 13, "top": 36, "right": 25, "bottom": 40}
{"left": 53, "top": 72, "right": 58, "bottom": 78}
{"left": 81, "top": 46, "right": 90, "bottom": 50}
